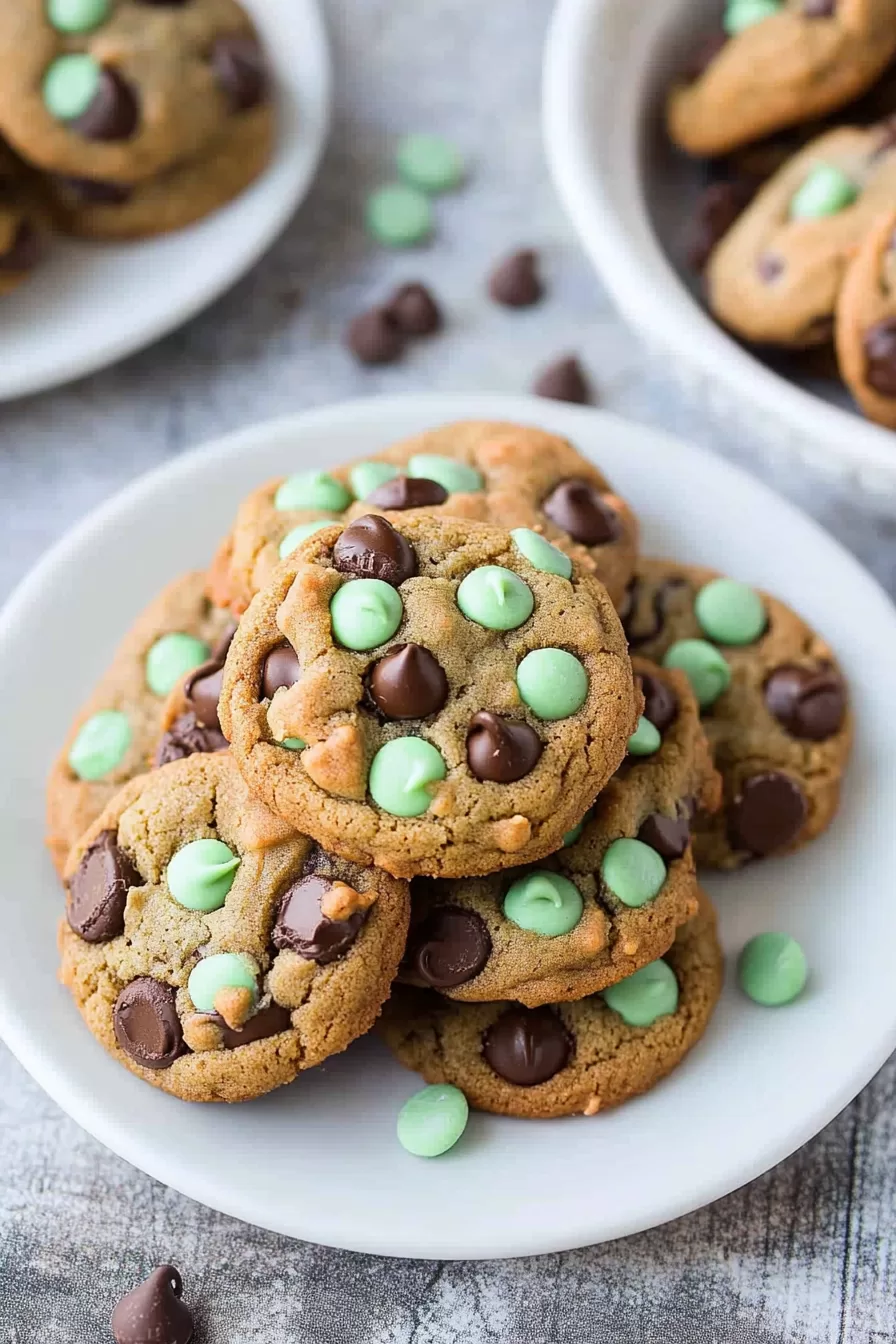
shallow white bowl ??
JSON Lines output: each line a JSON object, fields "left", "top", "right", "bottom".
{"left": 543, "top": 0, "right": 896, "bottom": 497}
{"left": 0, "top": 0, "right": 330, "bottom": 402}
{"left": 2, "top": 394, "right": 896, "bottom": 1259}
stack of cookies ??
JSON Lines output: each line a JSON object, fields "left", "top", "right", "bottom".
{"left": 666, "top": 3, "right": 896, "bottom": 427}
{"left": 47, "top": 420, "right": 852, "bottom": 1136}
{"left": 0, "top": 0, "right": 274, "bottom": 292}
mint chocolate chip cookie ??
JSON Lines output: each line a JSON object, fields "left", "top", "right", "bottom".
{"left": 219, "top": 512, "right": 640, "bottom": 879}
{"left": 59, "top": 752, "right": 410, "bottom": 1103}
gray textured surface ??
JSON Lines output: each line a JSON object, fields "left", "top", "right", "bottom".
{"left": 2, "top": 1, "right": 896, "bottom": 1339}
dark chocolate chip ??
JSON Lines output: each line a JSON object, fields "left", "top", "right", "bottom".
{"left": 113, "top": 979, "right": 184, "bottom": 1070}
{"left": 757, "top": 252, "right": 784, "bottom": 283}
{"left": 67, "top": 829, "right": 140, "bottom": 943}
{"left": 53, "top": 176, "right": 132, "bottom": 205}
{"left": 71, "top": 69, "right": 139, "bottom": 141}
{"left": 368, "top": 643, "right": 449, "bottom": 718}
{"left": 864, "top": 317, "right": 896, "bottom": 397}
{"left": 333, "top": 514, "right": 417, "bottom": 585}
{"left": 111, "top": 1265, "right": 193, "bottom": 1344}
{"left": 623, "top": 576, "right": 690, "bottom": 647}
{"left": 482, "top": 1006, "right": 572, "bottom": 1086}
{"left": 637, "top": 810, "right": 690, "bottom": 860}
{"left": 211, "top": 34, "right": 268, "bottom": 112}
{"left": 261, "top": 643, "right": 300, "bottom": 699}
{"left": 465, "top": 711, "right": 542, "bottom": 783}
{"left": 728, "top": 771, "right": 808, "bottom": 856}
{"left": 184, "top": 662, "right": 224, "bottom": 731}
{"left": 345, "top": 307, "right": 405, "bottom": 365}
{"left": 211, "top": 621, "right": 238, "bottom": 661}
{"left": 208, "top": 1001, "right": 292, "bottom": 1048}
{"left": 764, "top": 664, "right": 846, "bottom": 740}
{"left": 680, "top": 31, "right": 728, "bottom": 83}
{"left": 688, "top": 180, "right": 754, "bottom": 272}
{"left": 532, "top": 356, "right": 592, "bottom": 404}
{"left": 0, "top": 222, "right": 42, "bottom": 273}
{"left": 803, "top": 0, "right": 835, "bottom": 14}
{"left": 154, "top": 712, "right": 228, "bottom": 767}
{"left": 542, "top": 477, "right": 621, "bottom": 546}
{"left": 405, "top": 905, "right": 492, "bottom": 988}
{"left": 364, "top": 474, "right": 448, "bottom": 509}
{"left": 487, "top": 249, "right": 544, "bottom": 307}
{"left": 272, "top": 875, "right": 366, "bottom": 964}
{"left": 638, "top": 672, "right": 679, "bottom": 733}
{"left": 387, "top": 282, "right": 442, "bottom": 335}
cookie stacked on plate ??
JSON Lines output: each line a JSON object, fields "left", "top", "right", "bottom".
{"left": 48, "top": 420, "right": 852, "bottom": 1128}
{"left": 0, "top": 0, "right": 274, "bottom": 290}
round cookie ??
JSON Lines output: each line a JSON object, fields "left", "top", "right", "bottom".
{"left": 622, "top": 558, "right": 852, "bottom": 868}
{"left": 400, "top": 658, "right": 720, "bottom": 1005}
{"left": 219, "top": 512, "right": 640, "bottom": 880}
{"left": 381, "top": 891, "right": 723, "bottom": 1119}
{"left": 834, "top": 206, "right": 896, "bottom": 424}
{"left": 0, "top": 0, "right": 270, "bottom": 184}
{"left": 58, "top": 752, "right": 410, "bottom": 1103}
{"left": 45, "top": 99, "right": 273, "bottom": 239}
{"left": 666, "top": 0, "right": 896, "bottom": 158}
{"left": 0, "top": 142, "right": 47, "bottom": 295}
{"left": 707, "top": 123, "right": 896, "bottom": 347}
{"left": 206, "top": 420, "right": 638, "bottom": 615}
{"left": 45, "top": 572, "right": 233, "bottom": 877}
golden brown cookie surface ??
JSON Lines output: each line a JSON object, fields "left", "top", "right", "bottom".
{"left": 834, "top": 206, "right": 896, "bottom": 423}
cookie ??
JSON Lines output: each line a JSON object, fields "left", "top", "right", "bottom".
{"left": 58, "top": 752, "right": 410, "bottom": 1103}
{"left": 206, "top": 420, "right": 638, "bottom": 615}
{"left": 0, "top": 142, "right": 47, "bottom": 294}
{"left": 154, "top": 617, "right": 237, "bottom": 767}
{"left": 706, "top": 123, "right": 896, "bottom": 347}
{"left": 834, "top": 207, "right": 896, "bottom": 423}
{"left": 666, "top": 1, "right": 896, "bottom": 158}
{"left": 0, "top": 0, "right": 270, "bottom": 184}
{"left": 45, "top": 572, "right": 233, "bottom": 876}
{"left": 622, "top": 558, "right": 852, "bottom": 868}
{"left": 400, "top": 657, "right": 719, "bottom": 1006}
{"left": 219, "top": 512, "right": 640, "bottom": 880}
{"left": 381, "top": 890, "right": 722, "bottom": 1119}
{"left": 45, "top": 98, "right": 273, "bottom": 239}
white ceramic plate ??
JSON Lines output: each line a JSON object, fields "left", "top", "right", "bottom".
{"left": 1, "top": 393, "right": 894, "bottom": 1260}
{"left": 543, "top": 0, "right": 896, "bottom": 498}
{"left": 0, "top": 0, "right": 330, "bottom": 402}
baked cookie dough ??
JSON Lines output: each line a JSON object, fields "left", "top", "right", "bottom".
{"left": 667, "top": 0, "right": 896, "bottom": 158}
{"left": 707, "top": 123, "right": 896, "bottom": 346}
{"left": 400, "top": 657, "right": 719, "bottom": 1006}
{"left": 0, "top": 0, "right": 270, "bottom": 184}
{"left": 59, "top": 752, "right": 410, "bottom": 1103}
{"left": 622, "top": 558, "right": 852, "bottom": 868}
{"left": 834, "top": 206, "right": 896, "bottom": 423}
{"left": 219, "top": 512, "right": 640, "bottom": 879}
{"left": 154, "top": 619, "right": 237, "bottom": 767}
{"left": 381, "top": 891, "right": 722, "bottom": 1119}
{"left": 0, "top": 141, "right": 47, "bottom": 294}
{"left": 45, "top": 572, "right": 233, "bottom": 876}
{"left": 206, "top": 420, "right": 638, "bottom": 615}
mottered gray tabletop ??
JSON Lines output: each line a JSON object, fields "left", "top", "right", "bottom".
{"left": 1, "top": 3, "right": 895, "bottom": 1341}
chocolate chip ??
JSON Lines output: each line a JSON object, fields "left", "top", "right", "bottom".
{"left": 680, "top": 31, "right": 728, "bottom": 83}
{"left": 729, "top": 771, "right": 808, "bottom": 856}
{"left": 542, "top": 478, "right": 621, "bottom": 546}
{"left": 261, "top": 643, "right": 300, "bottom": 699}
{"left": 637, "top": 810, "right": 690, "bottom": 859}
{"left": 211, "top": 34, "right": 268, "bottom": 112}
{"left": 368, "top": 643, "right": 448, "bottom": 718}
{"left": 113, "top": 979, "right": 184, "bottom": 1070}
{"left": 387, "top": 282, "right": 442, "bottom": 335}
{"left": 623, "top": 576, "right": 690, "bottom": 647}
{"left": 488, "top": 249, "right": 544, "bottom": 307}
{"left": 465, "top": 711, "right": 542, "bottom": 782}
{"left": 757, "top": 252, "right": 784, "bottom": 283}
{"left": 272, "top": 875, "right": 367, "bottom": 963}
{"left": 532, "top": 356, "right": 592, "bottom": 404}
{"left": 111, "top": 1266, "right": 193, "bottom": 1344}
{"left": 364, "top": 475, "right": 448, "bottom": 509}
{"left": 345, "top": 307, "right": 405, "bottom": 365}
{"left": 333, "top": 514, "right": 417, "bottom": 585}
{"left": 638, "top": 672, "right": 679, "bottom": 733}
{"left": 67, "top": 829, "right": 140, "bottom": 943}
{"left": 405, "top": 905, "right": 491, "bottom": 987}
{"left": 0, "top": 222, "right": 42, "bottom": 273}
{"left": 864, "top": 317, "right": 896, "bottom": 397}
{"left": 53, "top": 176, "right": 132, "bottom": 205}
{"left": 154, "top": 711, "right": 228, "bottom": 767}
{"left": 208, "top": 1001, "right": 292, "bottom": 1048}
{"left": 71, "top": 69, "right": 139, "bottom": 141}
{"left": 764, "top": 664, "right": 846, "bottom": 740}
{"left": 803, "top": 0, "right": 835, "bottom": 14}
{"left": 482, "top": 1006, "right": 572, "bottom": 1086}
{"left": 184, "top": 663, "right": 224, "bottom": 731}
{"left": 688, "top": 180, "right": 754, "bottom": 272}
